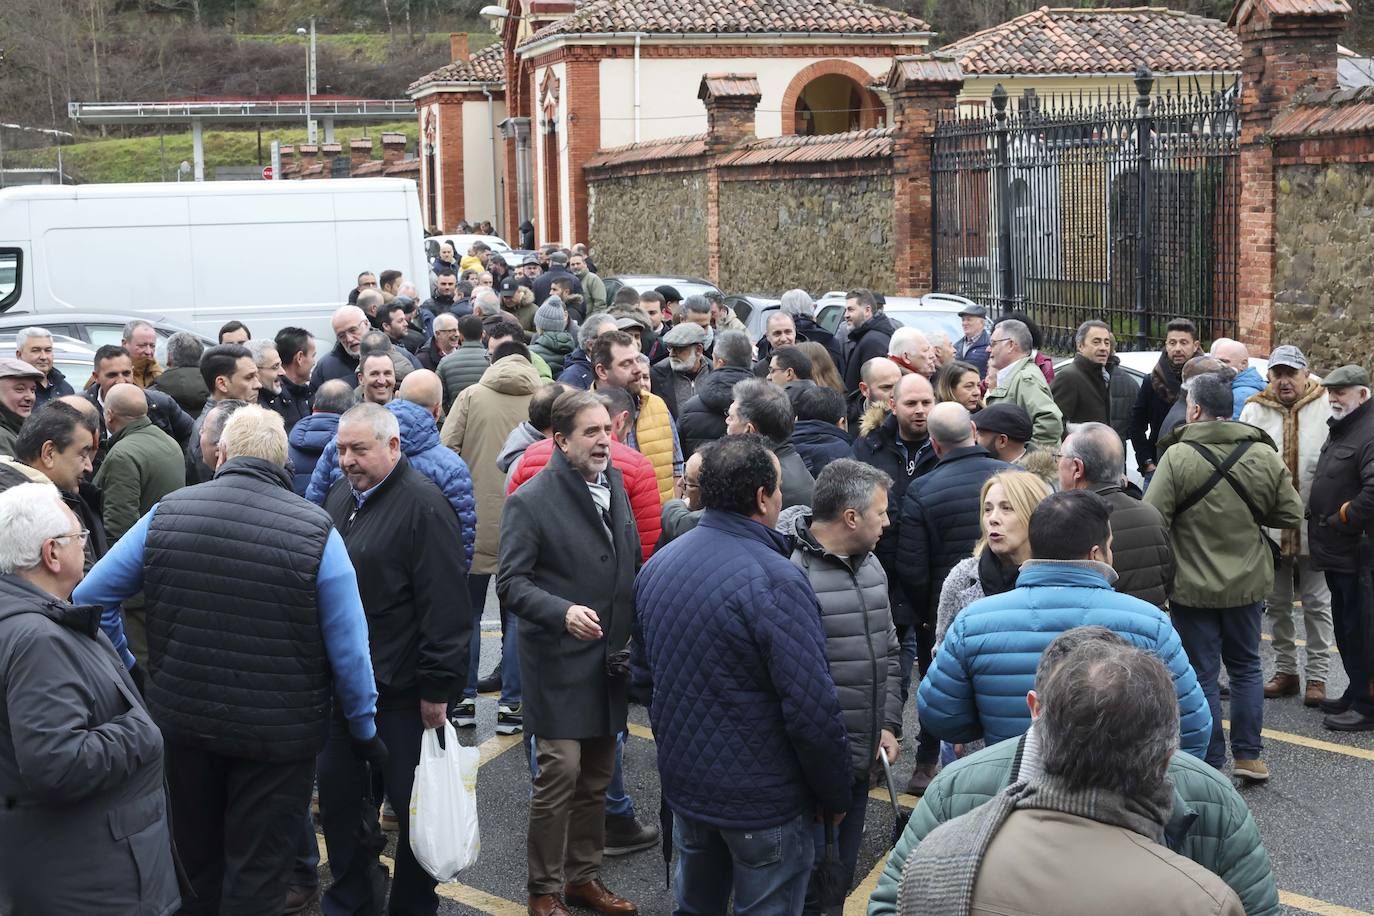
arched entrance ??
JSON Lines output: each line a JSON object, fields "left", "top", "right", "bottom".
{"left": 782, "top": 61, "right": 886, "bottom": 136}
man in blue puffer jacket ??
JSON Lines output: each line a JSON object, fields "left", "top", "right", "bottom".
{"left": 634, "top": 435, "right": 852, "bottom": 913}
{"left": 919, "top": 489, "right": 1212, "bottom": 759}
{"left": 286, "top": 380, "right": 352, "bottom": 496}
{"left": 306, "top": 372, "right": 476, "bottom": 570}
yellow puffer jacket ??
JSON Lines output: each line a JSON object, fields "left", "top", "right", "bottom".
{"left": 635, "top": 393, "right": 675, "bottom": 504}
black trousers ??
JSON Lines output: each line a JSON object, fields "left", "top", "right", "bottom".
{"left": 318, "top": 686, "right": 437, "bottom": 916}
{"left": 1327, "top": 571, "right": 1374, "bottom": 715}
{"left": 165, "top": 741, "right": 316, "bottom": 916}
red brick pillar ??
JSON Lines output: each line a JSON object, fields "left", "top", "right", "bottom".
{"left": 280, "top": 145, "right": 296, "bottom": 178}
{"left": 1231, "top": 0, "right": 1349, "bottom": 351}
{"left": 698, "top": 74, "right": 761, "bottom": 287}
{"left": 887, "top": 56, "right": 963, "bottom": 297}
{"left": 349, "top": 138, "right": 373, "bottom": 169}
{"left": 434, "top": 101, "right": 465, "bottom": 232}
{"left": 297, "top": 144, "right": 319, "bottom": 174}
{"left": 564, "top": 55, "right": 602, "bottom": 246}
{"left": 381, "top": 132, "right": 407, "bottom": 164}
{"left": 320, "top": 142, "right": 342, "bottom": 178}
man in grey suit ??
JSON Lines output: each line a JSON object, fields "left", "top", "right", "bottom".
{"left": 497, "top": 389, "right": 641, "bottom": 916}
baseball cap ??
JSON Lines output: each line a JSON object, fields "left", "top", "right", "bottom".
{"left": 1267, "top": 345, "right": 1308, "bottom": 371}
{"left": 655, "top": 285, "right": 683, "bottom": 303}
{"left": 498, "top": 277, "right": 522, "bottom": 297}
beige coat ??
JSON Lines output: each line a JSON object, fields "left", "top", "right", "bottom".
{"left": 969, "top": 808, "right": 1245, "bottom": 916}
{"left": 442, "top": 355, "right": 542, "bottom": 574}
{"left": 1238, "top": 379, "right": 1331, "bottom": 556}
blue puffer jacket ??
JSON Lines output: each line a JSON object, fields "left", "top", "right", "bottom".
{"left": 917, "top": 560, "right": 1212, "bottom": 759}
{"left": 287, "top": 412, "right": 340, "bottom": 497}
{"left": 634, "top": 510, "right": 853, "bottom": 829}
{"left": 1230, "top": 366, "right": 1266, "bottom": 419}
{"left": 306, "top": 400, "right": 476, "bottom": 569}
{"left": 791, "top": 419, "right": 853, "bottom": 477}
{"left": 556, "top": 349, "right": 594, "bottom": 390}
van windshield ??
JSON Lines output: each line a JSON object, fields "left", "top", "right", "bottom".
{"left": 0, "top": 250, "right": 17, "bottom": 311}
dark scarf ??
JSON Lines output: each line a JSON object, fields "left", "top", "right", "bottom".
{"left": 977, "top": 548, "right": 1020, "bottom": 597}
{"left": 1150, "top": 351, "right": 1185, "bottom": 405}
{"left": 897, "top": 772, "right": 1173, "bottom": 916}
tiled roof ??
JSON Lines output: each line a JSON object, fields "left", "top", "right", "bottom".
{"left": 522, "top": 0, "right": 931, "bottom": 45}
{"left": 585, "top": 134, "right": 711, "bottom": 169}
{"left": 1231, "top": 0, "right": 1350, "bottom": 26}
{"left": 1271, "top": 86, "right": 1374, "bottom": 136}
{"left": 942, "top": 6, "right": 1241, "bottom": 76}
{"left": 887, "top": 55, "right": 964, "bottom": 89}
{"left": 408, "top": 44, "right": 505, "bottom": 93}
{"left": 719, "top": 126, "right": 895, "bottom": 165}
{"left": 699, "top": 73, "right": 763, "bottom": 101}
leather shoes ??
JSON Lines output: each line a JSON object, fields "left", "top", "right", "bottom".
{"left": 529, "top": 893, "right": 572, "bottom": 916}
{"left": 1324, "top": 708, "right": 1374, "bottom": 732}
{"left": 1263, "top": 673, "right": 1299, "bottom": 698}
{"left": 906, "top": 762, "right": 938, "bottom": 796}
{"left": 1304, "top": 681, "right": 1327, "bottom": 707}
{"left": 565, "top": 879, "right": 638, "bottom": 915}
{"left": 1321, "top": 695, "right": 1354, "bottom": 715}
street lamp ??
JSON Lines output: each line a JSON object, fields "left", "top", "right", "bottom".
{"left": 479, "top": 5, "right": 510, "bottom": 18}
{"left": 296, "top": 20, "right": 317, "bottom": 144}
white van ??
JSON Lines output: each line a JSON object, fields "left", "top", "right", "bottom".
{"left": 0, "top": 179, "right": 429, "bottom": 343}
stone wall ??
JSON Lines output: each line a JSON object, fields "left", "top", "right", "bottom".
{"left": 1273, "top": 162, "right": 1374, "bottom": 370}
{"left": 587, "top": 171, "right": 709, "bottom": 278}
{"left": 716, "top": 173, "right": 896, "bottom": 294}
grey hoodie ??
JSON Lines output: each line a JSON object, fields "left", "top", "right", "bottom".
{"left": 497, "top": 421, "right": 545, "bottom": 487}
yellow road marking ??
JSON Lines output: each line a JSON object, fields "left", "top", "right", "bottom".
{"left": 626, "top": 722, "right": 655, "bottom": 742}
{"left": 845, "top": 855, "right": 888, "bottom": 916}
{"left": 1280, "top": 891, "right": 1373, "bottom": 915}
{"left": 1261, "top": 632, "right": 1337, "bottom": 652}
{"left": 866, "top": 786, "right": 920, "bottom": 809}
{"left": 476, "top": 732, "right": 524, "bottom": 768}
{"left": 1222, "top": 720, "right": 1374, "bottom": 762}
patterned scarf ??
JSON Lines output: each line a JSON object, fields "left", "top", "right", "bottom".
{"left": 1150, "top": 351, "right": 1185, "bottom": 405}
{"left": 896, "top": 773, "right": 1172, "bottom": 916}
{"left": 1247, "top": 377, "right": 1324, "bottom": 556}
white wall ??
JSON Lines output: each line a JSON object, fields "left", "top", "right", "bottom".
{"left": 462, "top": 96, "right": 508, "bottom": 229}
{"left": 531, "top": 61, "right": 573, "bottom": 243}
{"left": 598, "top": 55, "right": 897, "bottom": 147}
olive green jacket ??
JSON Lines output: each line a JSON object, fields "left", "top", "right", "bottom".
{"left": 985, "top": 355, "right": 1064, "bottom": 450}
{"left": 867, "top": 729, "right": 1278, "bottom": 916}
{"left": 91, "top": 416, "right": 186, "bottom": 542}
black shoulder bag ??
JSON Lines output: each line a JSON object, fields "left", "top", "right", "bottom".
{"left": 1174, "top": 439, "right": 1282, "bottom": 568}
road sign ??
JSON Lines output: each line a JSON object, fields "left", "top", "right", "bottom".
{"left": 262, "top": 165, "right": 274, "bottom": 180}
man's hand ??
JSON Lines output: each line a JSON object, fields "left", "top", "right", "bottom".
{"left": 420, "top": 700, "right": 447, "bottom": 729}
{"left": 350, "top": 733, "right": 389, "bottom": 769}
{"left": 815, "top": 805, "right": 847, "bottom": 826}
{"left": 565, "top": 605, "right": 604, "bottom": 641}
{"left": 878, "top": 729, "right": 900, "bottom": 766}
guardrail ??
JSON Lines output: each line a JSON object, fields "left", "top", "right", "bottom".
{"left": 68, "top": 99, "right": 416, "bottom": 123}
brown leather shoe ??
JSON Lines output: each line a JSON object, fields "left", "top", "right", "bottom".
{"left": 565, "top": 879, "right": 638, "bottom": 915}
{"left": 1305, "top": 681, "right": 1327, "bottom": 707}
{"left": 1263, "top": 673, "right": 1299, "bottom": 699}
{"left": 529, "top": 893, "right": 572, "bottom": 916}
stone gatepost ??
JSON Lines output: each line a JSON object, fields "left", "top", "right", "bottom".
{"left": 887, "top": 56, "right": 963, "bottom": 297}
{"left": 698, "top": 73, "right": 761, "bottom": 286}
{"left": 1231, "top": 0, "right": 1349, "bottom": 351}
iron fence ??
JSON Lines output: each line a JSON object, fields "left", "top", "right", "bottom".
{"left": 931, "top": 68, "right": 1239, "bottom": 352}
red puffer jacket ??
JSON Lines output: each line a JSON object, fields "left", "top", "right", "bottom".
{"left": 507, "top": 438, "right": 661, "bottom": 559}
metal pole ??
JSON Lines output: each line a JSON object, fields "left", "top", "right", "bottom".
{"left": 991, "top": 84, "right": 1015, "bottom": 314}
{"left": 1134, "top": 66, "right": 1154, "bottom": 350}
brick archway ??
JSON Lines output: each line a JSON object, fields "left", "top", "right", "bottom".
{"left": 781, "top": 60, "right": 886, "bottom": 135}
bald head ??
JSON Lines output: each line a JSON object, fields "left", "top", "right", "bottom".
{"left": 1210, "top": 338, "right": 1249, "bottom": 372}
{"left": 105, "top": 383, "right": 148, "bottom": 435}
{"left": 1181, "top": 355, "right": 1227, "bottom": 383}
{"left": 398, "top": 369, "right": 443, "bottom": 419}
{"left": 929, "top": 402, "right": 974, "bottom": 451}
{"left": 860, "top": 356, "right": 902, "bottom": 407}
{"left": 58, "top": 394, "right": 97, "bottom": 421}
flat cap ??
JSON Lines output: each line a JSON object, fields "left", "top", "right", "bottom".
{"left": 661, "top": 322, "right": 707, "bottom": 347}
{"left": 1268, "top": 344, "right": 1308, "bottom": 371}
{"left": 614, "top": 314, "right": 648, "bottom": 333}
{"left": 549, "top": 250, "right": 569, "bottom": 266}
{"left": 655, "top": 285, "right": 683, "bottom": 303}
{"left": 975, "top": 402, "right": 1033, "bottom": 442}
{"left": 1322, "top": 365, "right": 1370, "bottom": 388}
{"left": 0, "top": 357, "right": 44, "bottom": 381}
{"left": 957, "top": 303, "right": 987, "bottom": 318}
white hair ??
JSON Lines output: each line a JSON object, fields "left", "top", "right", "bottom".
{"left": 15, "top": 327, "right": 53, "bottom": 350}
{"left": 340, "top": 402, "right": 400, "bottom": 442}
{"left": 889, "top": 326, "right": 930, "bottom": 357}
{"left": 221, "top": 405, "right": 289, "bottom": 466}
{"left": 0, "top": 483, "right": 70, "bottom": 574}
{"left": 779, "top": 289, "right": 815, "bottom": 319}
{"left": 121, "top": 319, "right": 154, "bottom": 341}
{"left": 246, "top": 339, "right": 279, "bottom": 367}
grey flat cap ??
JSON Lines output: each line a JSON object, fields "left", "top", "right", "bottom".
{"left": 1322, "top": 365, "right": 1371, "bottom": 388}
{"left": 661, "top": 322, "right": 707, "bottom": 347}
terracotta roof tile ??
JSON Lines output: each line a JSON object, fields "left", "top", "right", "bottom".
{"left": 719, "top": 126, "right": 895, "bottom": 166}
{"left": 522, "top": 0, "right": 930, "bottom": 45}
{"left": 409, "top": 44, "right": 505, "bottom": 94}
{"left": 1271, "top": 86, "right": 1374, "bottom": 136}
{"left": 887, "top": 55, "right": 964, "bottom": 89}
{"left": 585, "top": 134, "right": 711, "bottom": 169}
{"left": 942, "top": 6, "right": 1240, "bottom": 76}
{"left": 699, "top": 73, "right": 763, "bottom": 100}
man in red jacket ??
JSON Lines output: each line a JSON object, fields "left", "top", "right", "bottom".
{"left": 508, "top": 387, "right": 662, "bottom": 559}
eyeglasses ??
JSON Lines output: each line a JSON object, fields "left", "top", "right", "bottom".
{"left": 52, "top": 528, "right": 89, "bottom": 546}
{"left": 988, "top": 337, "right": 1010, "bottom": 348}
{"left": 335, "top": 321, "right": 369, "bottom": 342}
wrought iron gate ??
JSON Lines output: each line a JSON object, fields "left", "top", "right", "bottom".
{"left": 931, "top": 68, "right": 1239, "bottom": 352}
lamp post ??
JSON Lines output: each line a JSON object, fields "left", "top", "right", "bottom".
{"left": 296, "top": 19, "right": 317, "bottom": 144}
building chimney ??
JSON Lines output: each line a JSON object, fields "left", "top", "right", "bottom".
{"left": 450, "top": 32, "right": 469, "bottom": 64}
{"left": 298, "top": 143, "right": 319, "bottom": 172}
{"left": 697, "top": 73, "right": 762, "bottom": 152}
{"left": 381, "top": 132, "right": 407, "bottom": 164}
{"left": 350, "top": 138, "right": 374, "bottom": 169}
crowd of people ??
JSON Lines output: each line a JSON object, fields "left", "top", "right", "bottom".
{"left": 0, "top": 234, "right": 1369, "bottom": 916}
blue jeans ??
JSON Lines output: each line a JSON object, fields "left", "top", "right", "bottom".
{"left": 803, "top": 777, "right": 868, "bottom": 916}
{"left": 673, "top": 811, "right": 814, "bottom": 916}
{"left": 464, "top": 574, "right": 522, "bottom": 706}
{"left": 1171, "top": 601, "right": 1264, "bottom": 767}
{"left": 528, "top": 731, "right": 634, "bottom": 817}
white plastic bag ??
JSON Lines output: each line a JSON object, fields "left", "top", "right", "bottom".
{"left": 409, "top": 720, "right": 481, "bottom": 881}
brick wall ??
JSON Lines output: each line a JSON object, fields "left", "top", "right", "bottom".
{"left": 587, "top": 171, "right": 710, "bottom": 277}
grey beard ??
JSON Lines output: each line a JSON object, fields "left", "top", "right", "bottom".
{"left": 669, "top": 356, "right": 697, "bottom": 373}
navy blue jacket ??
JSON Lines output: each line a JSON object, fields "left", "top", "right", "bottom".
{"left": 288, "top": 412, "right": 340, "bottom": 497}
{"left": 791, "top": 420, "right": 853, "bottom": 478}
{"left": 896, "top": 445, "right": 1009, "bottom": 624}
{"left": 309, "top": 342, "right": 359, "bottom": 393}
{"left": 634, "top": 510, "right": 852, "bottom": 828}
{"left": 955, "top": 329, "right": 990, "bottom": 377}
{"left": 557, "top": 349, "right": 594, "bottom": 390}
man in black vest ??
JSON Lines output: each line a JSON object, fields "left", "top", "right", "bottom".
{"left": 74, "top": 404, "right": 381, "bottom": 916}
{"left": 321, "top": 402, "right": 470, "bottom": 915}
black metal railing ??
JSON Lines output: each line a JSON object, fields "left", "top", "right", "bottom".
{"left": 931, "top": 68, "right": 1239, "bottom": 352}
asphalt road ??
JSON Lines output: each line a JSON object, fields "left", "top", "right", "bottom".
{"left": 306, "top": 594, "right": 1374, "bottom": 916}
